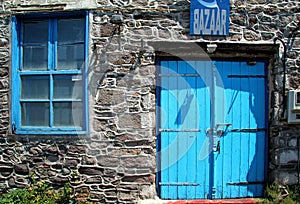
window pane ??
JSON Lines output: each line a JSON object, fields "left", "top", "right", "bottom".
{"left": 21, "top": 75, "right": 49, "bottom": 99}
{"left": 21, "top": 102, "right": 49, "bottom": 126}
{"left": 23, "top": 46, "right": 48, "bottom": 70}
{"left": 53, "top": 75, "right": 82, "bottom": 99}
{"left": 53, "top": 102, "right": 82, "bottom": 127}
{"left": 57, "top": 44, "right": 84, "bottom": 70}
{"left": 58, "top": 18, "right": 84, "bottom": 43}
{"left": 23, "top": 20, "right": 48, "bottom": 44}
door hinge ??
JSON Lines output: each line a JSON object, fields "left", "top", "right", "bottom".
{"left": 227, "top": 181, "right": 265, "bottom": 186}
{"left": 230, "top": 128, "right": 266, "bottom": 132}
{"left": 228, "top": 75, "right": 265, "bottom": 78}
{"left": 159, "top": 128, "right": 201, "bottom": 132}
{"left": 159, "top": 74, "right": 200, "bottom": 77}
{"left": 159, "top": 182, "right": 200, "bottom": 186}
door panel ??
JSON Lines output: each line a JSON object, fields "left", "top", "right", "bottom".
{"left": 157, "top": 59, "right": 267, "bottom": 199}
{"left": 159, "top": 60, "right": 211, "bottom": 199}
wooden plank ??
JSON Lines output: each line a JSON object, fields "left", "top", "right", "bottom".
{"left": 168, "top": 60, "right": 179, "bottom": 199}
{"left": 177, "top": 60, "right": 188, "bottom": 199}
{"left": 213, "top": 61, "right": 225, "bottom": 199}
{"left": 196, "top": 60, "right": 209, "bottom": 199}
{"left": 222, "top": 61, "right": 234, "bottom": 198}
{"left": 229, "top": 61, "right": 242, "bottom": 198}
{"left": 248, "top": 61, "right": 266, "bottom": 197}
{"left": 186, "top": 61, "right": 197, "bottom": 199}
{"left": 239, "top": 62, "right": 250, "bottom": 198}
{"left": 160, "top": 60, "right": 170, "bottom": 198}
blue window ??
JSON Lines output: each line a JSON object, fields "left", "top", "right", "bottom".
{"left": 12, "top": 12, "right": 89, "bottom": 135}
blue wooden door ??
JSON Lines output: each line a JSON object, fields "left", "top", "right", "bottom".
{"left": 157, "top": 59, "right": 267, "bottom": 199}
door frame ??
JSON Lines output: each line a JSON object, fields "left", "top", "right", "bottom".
{"left": 151, "top": 41, "right": 278, "bottom": 199}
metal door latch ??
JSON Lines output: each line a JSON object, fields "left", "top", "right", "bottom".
{"left": 216, "top": 141, "right": 220, "bottom": 154}
{"left": 206, "top": 128, "right": 224, "bottom": 136}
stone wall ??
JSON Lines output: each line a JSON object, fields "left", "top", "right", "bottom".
{"left": 0, "top": 0, "right": 299, "bottom": 203}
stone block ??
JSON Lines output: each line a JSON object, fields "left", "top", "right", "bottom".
{"left": 118, "top": 190, "right": 139, "bottom": 201}
{"left": 121, "top": 174, "right": 155, "bottom": 183}
{"left": 79, "top": 166, "right": 104, "bottom": 175}
{"left": 279, "top": 150, "right": 298, "bottom": 164}
{"left": 108, "top": 148, "right": 142, "bottom": 156}
{"left": 261, "top": 32, "right": 275, "bottom": 41}
{"left": 141, "top": 112, "right": 155, "bottom": 128}
{"left": 65, "top": 158, "right": 80, "bottom": 168}
{"left": 89, "top": 192, "right": 105, "bottom": 201}
{"left": 0, "top": 166, "right": 13, "bottom": 177}
{"left": 14, "top": 164, "right": 29, "bottom": 175}
{"left": 82, "top": 156, "right": 97, "bottom": 165}
{"left": 97, "top": 156, "right": 120, "bottom": 167}
{"left": 50, "top": 176, "right": 69, "bottom": 185}
{"left": 139, "top": 65, "right": 156, "bottom": 76}
{"left": 96, "top": 89, "right": 125, "bottom": 105}
{"left": 46, "top": 146, "right": 59, "bottom": 154}
{"left": 0, "top": 178, "right": 7, "bottom": 191}
{"left": 120, "top": 156, "right": 154, "bottom": 169}
{"left": 8, "top": 177, "right": 28, "bottom": 188}
{"left": 278, "top": 171, "right": 299, "bottom": 185}
{"left": 157, "top": 28, "right": 172, "bottom": 39}
{"left": 104, "top": 189, "right": 117, "bottom": 197}
{"left": 29, "top": 147, "right": 43, "bottom": 155}
{"left": 243, "top": 29, "right": 261, "bottom": 41}
{"left": 288, "top": 138, "right": 297, "bottom": 147}
{"left": 139, "top": 184, "right": 157, "bottom": 199}
{"left": 68, "top": 145, "right": 86, "bottom": 155}
{"left": 118, "top": 114, "right": 141, "bottom": 129}
{"left": 46, "top": 155, "right": 59, "bottom": 163}
{"left": 86, "top": 176, "right": 103, "bottom": 184}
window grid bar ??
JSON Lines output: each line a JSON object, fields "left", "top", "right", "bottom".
{"left": 53, "top": 18, "right": 58, "bottom": 71}
{"left": 50, "top": 19, "right": 56, "bottom": 127}
{"left": 21, "top": 43, "right": 48, "bottom": 47}
{"left": 58, "top": 41, "right": 85, "bottom": 46}
{"left": 20, "top": 99, "right": 50, "bottom": 102}
{"left": 20, "top": 99, "right": 83, "bottom": 102}
{"left": 48, "top": 19, "right": 52, "bottom": 71}
{"left": 16, "top": 126, "right": 83, "bottom": 131}
{"left": 50, "top": 74, "right": 54, "bottom": 128}
{"left": 19, "top": 21, "right": 23, "bottom": 71}
{"left": 52, "top": 99, "right": 83, "bottom": 102}
{"left": 19, "top": 70, "right": 82, "bottom": 75}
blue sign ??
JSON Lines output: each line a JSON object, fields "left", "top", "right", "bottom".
{"left": 190, "top": 0, "right": 230, "bottom": 35}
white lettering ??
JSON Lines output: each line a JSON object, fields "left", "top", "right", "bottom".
{"left": 199, "top": 9, "right": 204, "bottom": 33}
{"left": 204, "top": 9, "right": 210, "bottom": 34}
{"left": 215, "top": 9, "right": 221, "bottom": 35}
{"left": 192, "top": 8, "right": 228, "bottom": 35}
{"left": 210, "top": 9, "right": 215, "bottom": 34}
{"left": 194, "top": 9, "right": 200, "bottom": 34}
{"left": 221, "top": 9, "right": 227, "bottom": 35}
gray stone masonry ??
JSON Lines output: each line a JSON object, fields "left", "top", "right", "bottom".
{"left": 0, "top": 0, "right": 299, "bottom": 202}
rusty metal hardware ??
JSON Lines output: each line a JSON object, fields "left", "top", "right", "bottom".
{"left": 228, "top": 75, "right": 266, "bottom": 78}
{"left": 159, "top": 182, "right": 200, "bottom": 186}
{"left": 159, "top": 74, "right": 201, "bottom": 77}
{"left": 215, "top": 123, "right": 232, "bottom": 127}
{"left": 230, "top": 128, "right": 266, "bottom": 132}
{"left": 216, "top": 141, "right": 220, "bottom": 154}
{"left": 206, "top": 128, "right": 224, "bottom": 136}
{"left": 159, "top": 128, "right": 201, "bottom": 132}
{"left": 227, "top": 181, "right": 265, "bottom": 185}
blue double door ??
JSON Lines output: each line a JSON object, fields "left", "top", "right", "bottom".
{"left": 157, "top": 59, "right": 267, "bottom": 199}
